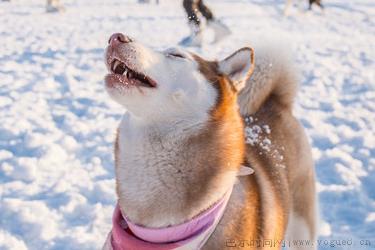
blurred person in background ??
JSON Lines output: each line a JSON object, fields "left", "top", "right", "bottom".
{"left": 179, "top": 0, "right": 231, "bottom": 46}
{"left": 2, "top": 0, "right": 64, "bottom": 12}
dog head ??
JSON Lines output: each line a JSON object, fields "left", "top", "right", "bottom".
{"left": 104, "top": 33, "right": 254, "bottom": 123}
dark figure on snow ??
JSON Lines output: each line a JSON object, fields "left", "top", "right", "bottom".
{"left": 309, "top": 0, "right": 323, "bottom": 10}
{"left": 284, "top": 0, "right": 324, "bottom": 15}
{"left": 180, "top": 0, "right": 231, "bottom": 46}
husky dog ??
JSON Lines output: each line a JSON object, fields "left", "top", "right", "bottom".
{"left": 103, "top": 33, "right": 317, "bottom": 250}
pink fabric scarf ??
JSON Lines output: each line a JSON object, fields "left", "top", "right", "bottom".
{"left": 103, "top": 188, "right": 233, "bottom": 250}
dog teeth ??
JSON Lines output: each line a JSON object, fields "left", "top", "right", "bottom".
{"left": 113, "top": 60, "right": 120, "bottom": 71}
{"left": 111, "top": 59, "right": 136, "bottom": 79}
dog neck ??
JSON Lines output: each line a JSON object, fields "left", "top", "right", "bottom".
{"left": 115, "top": 105, "right": 245, "bottom": 228}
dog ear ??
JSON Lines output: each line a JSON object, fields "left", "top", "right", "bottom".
{"left": 218, "top": 47, "right": 255, "bottom": 92}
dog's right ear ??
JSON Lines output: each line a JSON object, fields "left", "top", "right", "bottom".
{"left": 218, "top": 47, "right": 255, "bottom": 92}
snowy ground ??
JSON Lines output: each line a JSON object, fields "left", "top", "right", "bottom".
{"left": 0, "top": 0, "right": 374, "bottom": 249}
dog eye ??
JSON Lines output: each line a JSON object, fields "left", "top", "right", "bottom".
{"left": 168, "top": 53, "right": 185, "bottom": 59}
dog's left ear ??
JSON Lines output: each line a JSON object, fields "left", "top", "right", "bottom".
{"left": 219, "top": 47, "right": 255, "bottom": 92}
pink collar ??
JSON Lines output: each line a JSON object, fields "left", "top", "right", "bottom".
{"left": 104, "top": 188, "right": 233, "bottom": 250}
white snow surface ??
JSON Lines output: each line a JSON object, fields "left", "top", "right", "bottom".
{"left": 0, "top": 0, "right": 374, "bottom": 249}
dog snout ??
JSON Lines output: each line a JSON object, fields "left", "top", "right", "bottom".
{"left": 108, "top": 33, "right": 132, "bottom": 46}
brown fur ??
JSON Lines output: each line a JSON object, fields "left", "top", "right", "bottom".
{"left": 114, "top": 71, "right": 247, "bottom": 226}
{"left": 193, "top": 52, "right": 316, "bottom": 249}
{"left": 112, "top": 47, "right": 316, "bottom": 249}
{"left": 180, "top": 75, "right": 246, "bottom": 213}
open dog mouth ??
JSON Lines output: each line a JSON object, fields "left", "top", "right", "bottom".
{"left": 108, "top": 58, "right": 157, "bottom": 88}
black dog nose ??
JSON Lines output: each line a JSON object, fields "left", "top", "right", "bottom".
{"left": 108, "top": 33, "right": 132, "bottom": 45}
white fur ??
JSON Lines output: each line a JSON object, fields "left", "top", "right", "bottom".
{"left": 238, "top": 41, "right": 298, "bottom": 115}
{"left": 105, "top": 37, "right": 317, "bottom": 247}
{"left": 105, "top": 43, "right": 217, "bottom": 124}
{"left": 116, "top": 114, "right": 238, "bottom": 227}
{"left": 285, "top": 211, "right": 317, "bottom": 250}
{"left": 106, "top": 42, "right": 247, "bottom": 227}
